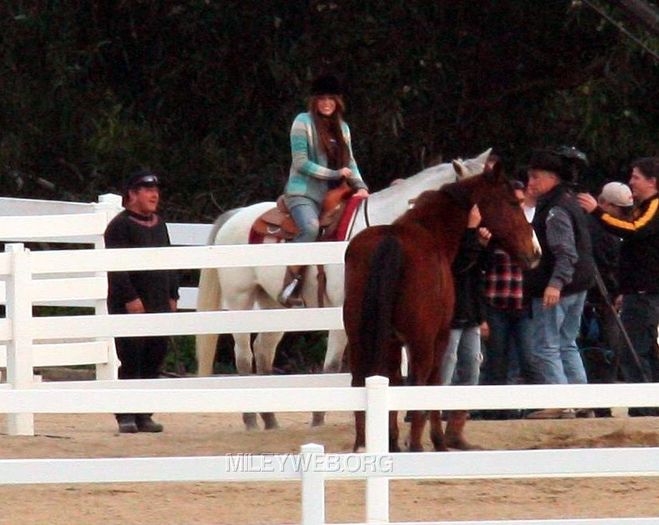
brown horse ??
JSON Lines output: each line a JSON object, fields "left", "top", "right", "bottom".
{"left": 343, "top": 161, "right": 541, "bottom": 452}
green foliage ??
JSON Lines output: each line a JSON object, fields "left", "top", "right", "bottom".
{"left": 164, "top": 335, "right": 197, "bottom": 376}
{"left": 1, "top": 1, "right": 657, "bottom": 210}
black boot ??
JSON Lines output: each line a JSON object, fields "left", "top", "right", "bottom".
{"left": 136, "top": 414, "right": 164, "bottom": 433}
{"left": 116, "top": 414, "right": 138, "bottom": 434}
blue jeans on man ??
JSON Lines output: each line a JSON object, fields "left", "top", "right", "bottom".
{"left": 529, "top": 290, "right": 588, "bottom": 384}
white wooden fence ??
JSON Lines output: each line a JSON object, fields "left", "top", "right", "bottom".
{"left": 0, "top": 195, "right": 658, "bottom": 525}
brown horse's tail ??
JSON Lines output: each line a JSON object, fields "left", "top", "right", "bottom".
{"left": 359, "top": 234, "right": 403, "bottom": 376}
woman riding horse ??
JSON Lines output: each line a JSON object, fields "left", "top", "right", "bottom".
{"left": 278, "top": 74, "right": 369, "bottom": 307}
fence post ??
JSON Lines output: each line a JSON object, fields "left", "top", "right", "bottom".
{"left": 365, "top": 375, "right": 389, "bottom": 523}
{"left": 300, "top": 443, "right": 325, "bottom": 525}
{"left": 5, "top": 243, "right": 35, "bottom": 435}
{"left": 92, "top": 194, "right": 123, "bottom": 380}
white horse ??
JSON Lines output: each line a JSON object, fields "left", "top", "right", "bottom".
{"left": 195, "top": 149, "right": 492, "bottom": 430}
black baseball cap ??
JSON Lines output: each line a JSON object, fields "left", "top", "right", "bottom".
{"left": 125, "top": 169, "right": 160, "bottom": 192}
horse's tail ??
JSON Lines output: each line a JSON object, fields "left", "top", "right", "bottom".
{"left": 359, "top": 234, "right": 403, "bottom": 376}
{"left": 195, "top": 208, "right": 240, "bottom": 376}
{"left": 195, "top": 265, "right": 221, "bottom": 376}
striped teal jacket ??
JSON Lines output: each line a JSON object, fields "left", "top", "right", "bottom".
{"left": 284, "top": 112, "right": 367, "bottom": 205}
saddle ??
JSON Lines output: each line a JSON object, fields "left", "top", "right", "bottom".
{"left": 251, "top": 181, "right": 355, "bottom": 242}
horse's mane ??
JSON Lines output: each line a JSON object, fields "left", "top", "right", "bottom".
{"left": 395, "top": 177, "right": 475, "bottom": 227}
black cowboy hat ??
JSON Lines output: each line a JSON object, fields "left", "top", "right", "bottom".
{"left": 528, "top": 146, "right": 589, "bottom": 184}
{"left": 310, "top": 74, "right": 342, "bottom": 96}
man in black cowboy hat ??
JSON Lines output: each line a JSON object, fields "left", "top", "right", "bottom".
{"left": 105, "top": 169, "right": 179, "bottom": 433}
{"left": 523, "top": 147, "right": 595, "bottom": 419}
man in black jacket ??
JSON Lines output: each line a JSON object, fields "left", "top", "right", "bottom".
{"left": 524, "top": 148, "right": 594, "bottom": 418}
{"left": 105, "top": 169, "right": 179, "bottom": 433}
{"left": 578, "top": 157, "right": 659, "bottom": 417}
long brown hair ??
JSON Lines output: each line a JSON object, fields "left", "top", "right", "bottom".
{"left": 308, "top": 95, "right": 350, "bottom": 169}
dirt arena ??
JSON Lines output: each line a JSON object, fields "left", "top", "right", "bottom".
{"left": 1, "top": 408, "right": 658, "bottom": 525}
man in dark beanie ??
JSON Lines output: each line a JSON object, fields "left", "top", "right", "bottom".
{"left": 578, "top": 157, "right": 659, "bottom": 417}
{"left": 523, "top": 147, "right": 594, "bottom": 419}
{"left": 105, "top": 169, "right": 179, "bottom": 433}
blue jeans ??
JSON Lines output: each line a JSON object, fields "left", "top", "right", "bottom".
{"left": 482, "top": 304, "right": 537, "bottom": 385}
{"left": 620, "top": 293, "right": 659, "bottom": 384}
{"left": 441, "top": 326, "right": 482, "bottom": 386}
{"left": 530, "top": 291, "right": 588, "bottom": 384}
{"left": 289, "top": 198, "right": 320, "bottom": 243}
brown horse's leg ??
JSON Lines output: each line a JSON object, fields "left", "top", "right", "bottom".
{"left": 242, "top": 413, "right": 258, "bottom": 430}
{"left": 260, "top": 412, "right": 279, "bottom": 430}
{"left": 428, "top": 360, "right": 448, "bottom": 451}
{"left": 445, "top": 410, "right": 483, "bottom": 450}
{"left": 354, "top": 410, "right": 366, "bottom": 452}
{"left": 389, "top": 411, "right": 401, "bottom": 452}
{"left": 387, "top": 341, "right": 404, "bottom": 452}
{"left": 429, "top": 410, "right": 448, "bottom": 451}
{"left": 406, "top": 336, "right": 436, "bottom": 452}
{"left": 351, "top": 369, "right": 367, "bottom": 452}
{"left": 407, "top": 410, "right": 427, "bottom": 452}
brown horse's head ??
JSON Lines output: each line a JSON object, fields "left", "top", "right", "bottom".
{"left": 463, "top": 160, "right": 541, "bottom": 269}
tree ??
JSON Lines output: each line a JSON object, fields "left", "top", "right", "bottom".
{"left": 0, "top": 1, "right": 656, "bottom": 220}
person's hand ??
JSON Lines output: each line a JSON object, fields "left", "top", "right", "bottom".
{"left": 480, "top": 321, "right": 490, "bottom": 340}
{"left": 338, "top": 167, "right": 353, "bottom": 178}
{"left": 354, "top": 188, "right": 369, "bottom": 198}
{"left": 125, "top": 298, "right": 145, "bottom": 314}
{"left": 577, "top": 193, "right": 597, "bottom": 213}
{"left": 614, "top": 294, "right": 623, "bottom": 311}
{"left": 467, "top": 204, "right": 481, "bottom": 228}
{"left": 169, "top": 298, "right": 178, "bottom": 312}
{"left": 477, "top": 227, "right": 492, "bottom": 246}
{"left": 543, "top": 286, "right": 561, "bottom": 308}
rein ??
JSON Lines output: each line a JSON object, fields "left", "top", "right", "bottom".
{"left": 347, "top": 197, "right": 370, "bottom": 240}
{"left": 363, "top": 197, "right": 371, "bottom": 228}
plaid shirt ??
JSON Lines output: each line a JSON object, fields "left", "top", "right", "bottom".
{"left": 483, "top": 248, "right": 524, "bottom": 311}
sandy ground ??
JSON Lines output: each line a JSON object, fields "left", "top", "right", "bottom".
{"left": 0, "top": 409, "right": 658, "bottom": 525}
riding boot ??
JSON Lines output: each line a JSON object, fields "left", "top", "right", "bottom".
{"left": 135, "top": 414, "right": 164, "bottom": 433}
{"left": 116, "top": 414, "right": 138, "bottom": 434}
{"left": 444, "top": 410, "right": 482, "bottom": 450}
{"left": 277, "top": 266, "right": 306, "bottom": 308}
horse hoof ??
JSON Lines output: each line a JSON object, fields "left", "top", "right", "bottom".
{"left": 431, "top": 433, "right": 448, "bottom": 452}
{"left": 407, "top": 443, "right": 424, "bottom": 453}
{"left": 446, "top": 438, "right": 484, "bottom": 451}
{"left": 243, "top": 413, "right": 259, "bottom": 431}
{"left": 311, "top": 412, "right": 326, "bottom": 427}
{"left": 261, "top": 413, "right": 280, "bottom": 430}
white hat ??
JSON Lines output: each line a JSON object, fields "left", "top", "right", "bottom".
{"left": 599, "top": 182, "right": 633, "bottom": 207}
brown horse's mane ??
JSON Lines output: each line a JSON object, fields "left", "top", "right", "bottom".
{"left": 394, "top": 178, "right": 474, "bottom": 236}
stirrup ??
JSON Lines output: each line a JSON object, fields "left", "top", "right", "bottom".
{"left": 277, "top": 276, "right": 305, "bottom": 308}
